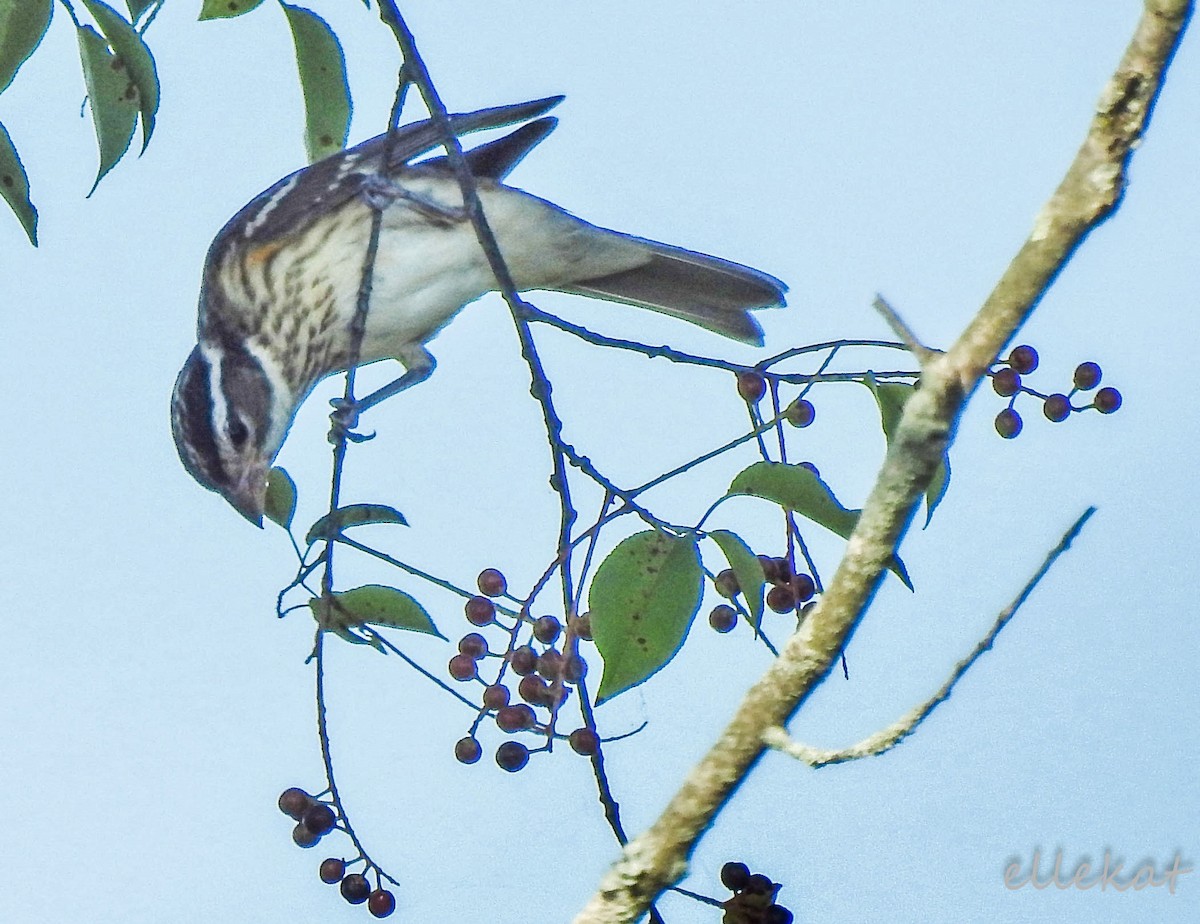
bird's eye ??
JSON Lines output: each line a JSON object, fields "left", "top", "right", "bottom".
{"left": 227, "top": 416, "right": 251, "bottom": 448}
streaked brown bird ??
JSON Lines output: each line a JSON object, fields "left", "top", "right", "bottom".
{"left": 171, "top": 97, "right": 787, "bottom": 524}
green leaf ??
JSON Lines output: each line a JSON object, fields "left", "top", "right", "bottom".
{"left": 310, "top": 585, "right": 443, "bottom": 644}
{"left": 862, "top": 373, "right": 952, "bottom": 528}
{"left": 588, "top": 531, "right": 703, "bottom": 704}
{"left": 81, "top": 0, "right": 159, "bottom": 151}
{"left": 708, "top": 529, "right": 765, "bottom": 632}
{"left": 76, "top": 25, "right": 138, "bottom": 193}
{"left": 728, "top": 461, "right": 912, "bottom": 589}
{"left": 124, "top": 0, "right": 155, "bottom": 20}
{"left": 264, "top": 466, "right": 297, "bottom": 529}
{"left": 280, "top": 3, "right": 350, "bottom": 163}
{"left": 0, "top": 122, "right": 36, "bottom": 244}
{"left": 0, "top": 0, "right": 52, "bottom": 95}
{"left": 305, "top": 503, "right": 408, "bottom": 545}
{"left": 198, "top": 0, "right": 267, "bottom": 20}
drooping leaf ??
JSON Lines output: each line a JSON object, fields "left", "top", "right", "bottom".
{"left": 862, "top": 373, "right": 952, "bottom": 527}
{"left": 0, "top": 0, "right": 52, "bottom": 95}
{"left": 81, "top": 0, "right": 158, "bottom": 151}
{"left": 0, "top": 122, "right": 36, "bottom": 244}
{"left": 280, "top": 3, "right": 350, "bottom": 163}
{"left": 305, "top": 503, "right": 407, "bottom": 546}
{"left": 708, "top": 529, "right": 765, "bottom": 632}
{"left": 589, "top": 531, "right": 703, "bottom": 704}
{"left": 198, "top": 0, "right": 267, "bottom": 20}
{"left": 264, "top": 467, "right": 297, "bottom": 529}
{"left": 728, "top": 461, "right": 912, "bottom": 589}
{"left": 310, "top": 585, "right": 442, "bottom": 646}
{"left": 76, "top": 25, "right": 138, "bottom": 193}
{"left": 124, "top": 0, "right": 155, "bottom": 21}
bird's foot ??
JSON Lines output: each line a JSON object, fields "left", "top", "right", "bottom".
{"left": 355, "top": 174, "right": 465, "bottom": 225}
{"left": 328, "top": 398, "right": 376, "bottom": 445}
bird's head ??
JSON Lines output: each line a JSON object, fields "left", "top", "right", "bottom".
{"left": 171, "top": 341, "right": 292, "bottom": 526}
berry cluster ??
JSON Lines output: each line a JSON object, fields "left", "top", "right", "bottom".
{"left": 710, "top": 555, "right": 817, "bottom": 633}
{"left": 451, "top": 568, "right": 596, "bottom": 773}
{"left": 720, "top": 861, "right": 793, "bottom": 923}
{"left": 278, "top": 788, "right": 396, "bottom": 917}
{"left": 737, "top": 371, "right": 816, "bottom": 429}
{"left": 990, "top": 345, "right": 1122, "bottom": 439}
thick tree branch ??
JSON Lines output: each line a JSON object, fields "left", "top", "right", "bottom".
{"left": 573, "top": 3, "right": 1192, "bottom": 921}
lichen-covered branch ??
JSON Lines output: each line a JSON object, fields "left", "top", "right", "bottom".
{"left": 573, "top": 3, "right": 1192, "bottom": 921}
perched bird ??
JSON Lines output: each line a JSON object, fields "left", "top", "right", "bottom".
{"left": 171, "top": 96, "right": 787, "bottom": 525}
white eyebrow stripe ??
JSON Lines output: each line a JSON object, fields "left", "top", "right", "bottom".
{"left": 199, "top": 342, "right": 229, "bottom": 436}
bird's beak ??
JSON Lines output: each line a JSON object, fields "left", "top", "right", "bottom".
{"left": 227, "top": 464, "right": 268, "bottom": 528}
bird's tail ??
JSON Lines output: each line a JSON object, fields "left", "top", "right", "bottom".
{"left": 556, "top": 234, "right": 786, "bottom": 346}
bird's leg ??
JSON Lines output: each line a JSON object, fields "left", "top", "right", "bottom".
{"left": 357, "top": 174, "right": 466, "bottom": 225}
{"left": 328, "top": 347, "right": 437, "bottom": 442}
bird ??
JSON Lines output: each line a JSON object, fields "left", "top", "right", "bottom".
{"left": 171, "top": 96, "right": 787, "bottom": 525}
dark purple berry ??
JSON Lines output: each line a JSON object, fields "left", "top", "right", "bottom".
{"left": 496, "top": 704, "right": 535, "bottom": 733}
{"left": 448, "top": 653, "right": 478, "bottom": 682}
{"left": 767, "top": 905, "right": 794, "bottom": 924}
{"left": 495, "top": 741, "right": 530, "bottom": 772}
{"left": 340, "top": 873, "right": 371, "bottom": 904}
{"left": 319, "top": 858, "right": 346, "bottom": 884}
{"left": 784, "top": 398, "right": 815, "bottom": 427}
{"left": 292, "top": 822, "right": 319, "bottom": 848}
{"left": 519, "top": 675, "right": 551, "bottom": 706}
{"left": 509, "top": 646, "right": 538, "bottom": 676}
{"left": 465, "top": 595, "right": 495, "bottom": 626}
{"left": 757, "top": 555, "right": 780, "bottom": 584}
{"left": 714, "top": 569, "right": 740, "bottom": 598}
{"left": 995, "top": 407, "right": 1022, "bottom": 439}
{"left": 303, "top": 803, "right": 336, "bottom": 837}
{"left": 536, "top": 648, "right": 564, "bottom": 680}
{"left": 562, "top": 654, "right": 587, "bottom": 683}
{"left": 745, "top": 873, "right": 775, "bottom": 896}
{"left": 1043, "top": 393, "right": 1071, "bottom": 422}
{"left": 569, "top": 727, "right": 599, "bottom": 756}
{"left": 454, "top": 736, "right": 482, "bottom": 764}
{"left": 278, "top": 787, "right": 313, "bottom": 820}
{"left": 766, "top": 584, "right": 796, "bottom": 614}
{"left": 1008, "top": 344, "right": 1039, "bottom": 374}
{"left": 709, "top": 604, "right": 737, "bottom": 633}
{"left": 721, "top": 861, "right": 751, "bottom": 891}
{"left": 458, "top": 633, "right": 488, "bottom": 659}
{"left": 1073, "top": 361, "right": 1102, "bottom": 390}
{"left": 1094, "top": 386, "right": 1122, "bottom": 413}
{"left": 477, "top": 568, "right": 507, "bottom": 597}
{"left": 791, "top": 574, "right": 816, "bottom": 603}
{"left": 368, "top": 889, "right": 396, "bottom": 918}
{"left": 737, "top": 371, "right": 767, "bottom": 403}
{"left": 482, "top": 684, "right": 510, "bottom": 709}
{"left": 991, "top": 367, "right": 1021, "bottom": 397}
{"left": 532, "top": 615, "right": 561, "bottom": 644}
{"left": 573, "top": 613, "right": 593, "bottom": 641}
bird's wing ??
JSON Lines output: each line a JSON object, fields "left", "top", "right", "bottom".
{"left": 209, "top": 96, "right": 564, "bottom": 256}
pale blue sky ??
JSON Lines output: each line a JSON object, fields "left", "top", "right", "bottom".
{"left": 1, "top": 3, "right": 1196, "bottom": 922}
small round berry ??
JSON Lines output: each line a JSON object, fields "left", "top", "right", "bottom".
{"left": 519, "top": 674, "right": 551, "bottom": 706}
{"left": 448, "top": 653, "right": 478, "bottom": 682}
{"left": 477, "top": 568, "right": 507, "bottom": 597}
{"left": 303, "top": 803, "right": 337, "bottom": 837}
{"left": 278, "top": 787, "right": 313, "bottom": 820}
{"left": 1043, "top": 393, "right": 1071, "bottom": 422}
{"left": 533, "top": 615, "right": 562, "bottom": 645}
{"left": 496, "top": 704, "right": 535, "bottom": 733}
{"left": 340, "top": 873, "right": 371, "bottom": 905}
{"left": 791, "top": 574, "right": 816, "bottom": 603}
{"left": 991, "top": 367, "right": 1021, "bottom": 397}
{"left": 766, "top": 584, "right": 796, "bottom": 614}
{"left": 737, "top": 371, "right": 767, "bottom": 403}
{"left": 714, "top": 569, "right": 740, "bottom": 599}
{"left": 784, "top": 398, "right": 815, "bottom": 427}
{"left": 319, "top": 858, "right": 346, "bottom": 884}
{"left": 709, "top": 604, "right": 737, "bottom": 633}
{"left": 454, "top": 736, "right": 482, "bottom": 765}
{"left": 1073, "top": 361, "right": 1102, "bottom": 390}
{"left": 509, "top": 646, "right": 538, "bottom": 676}
{"left": 569, "top": 727, "right": 599, "bottom": 756}
{"left": 1094, "top": 386, "right": 1122, "bottom": 413}
{"left": 757, "top": 555, "right": 780, "bottom": 583}
{"left": 573, "top": 613, "right": 593, "bottom": 641}
{"left": 537, "top": 648, "right": 564, "bottom": 680}
{"left": 482, "top": 683, "right": 511, "bottom": 709}
{"left": 458, "top": 633, "right": 489, "bottom": 659}
{"left": 496, "top": 741, "right": 530, "bottom": 772}
{"left": 995, "top": 407, "right": 1022, "bottom": 439}
{"left": 745, "top": 873, "right": 775, "bottom": 896}
{"left": 720, "top": 861, "right": 751, "bottom": 891}
{"left": 368, "top": 889, "right": 396, "bottom": 918}
{"left": 1008, "top": 344, "right": 1039, "bottom": 374}
{"left": 767, "top": 905, "right": 794, "bottom": 924}
{"left": 292, "top": 822, "right": 320, "bottom": 848}
{"left": 562, "top": 654, "right": 587, "bottom": 683}
{"left": 465, "top": 595, "right": 496, "bottom": 626}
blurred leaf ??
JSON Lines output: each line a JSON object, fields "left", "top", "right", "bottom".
{"left": 0, "top": 122, "right": 36, "bottom": 244}
{"left": 264, "top": 467, "right": 297, "bottom": 529}
{"left": 862, "top": 373, "right": 952, "bottom": 527}
{"left": 81, "top": 0, "right": 158, "bottom": 151}
{"left": 589, "top": 531, "right": 702, "bottom": 704}
{"left": 280, "top": 3, "right": 350, "bottom": 162}
{"left": 76, "top": 25, "right": 137, "bottom": 193}
{"left": 124, "top": 0, "right": 155, "bottom": 20}
{"left": 198, "top": 0, "right": 267, "bottom": 20}
{"left": 729, "top": 461, "right": 912, "bottom": 589}
{"left": 709, "top": 529, "right": 765, "bottom": 633}
{"left": 0, "top": 0, "right": 52, "bottom": 95}
{"left": 310, "top": 585, "right": 442, "bottom": 645}
{"left": 305, "top": 503, "right": 407, "bottom": 545}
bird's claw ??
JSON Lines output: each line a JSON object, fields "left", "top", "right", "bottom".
{"left": 328, "top": 398, "right": 376, "bottom": 445}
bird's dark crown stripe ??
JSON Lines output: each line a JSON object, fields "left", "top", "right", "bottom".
{"left": 174, "top": 349, "right": 226, "bottom": 489}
